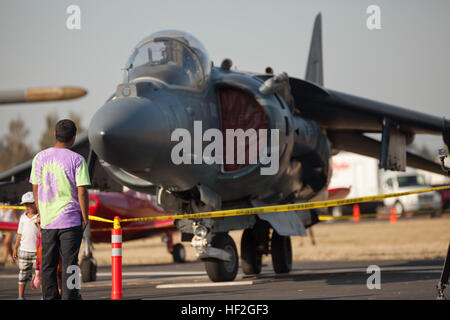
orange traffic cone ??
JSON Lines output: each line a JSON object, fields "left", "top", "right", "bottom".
{"left": 390, "top": 206, "right": 397, "bottom": 224}
{"left": 353, "top": 204, "right": 360, "bottom": 222}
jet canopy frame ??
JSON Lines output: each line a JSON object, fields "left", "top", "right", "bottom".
{"left": 125, "top": 30, "right": 211, "bottom": 91}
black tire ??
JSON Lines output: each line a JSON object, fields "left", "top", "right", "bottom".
{"left": 442, "top": 202, "right": 450, "bottom": 216}
{"left": 431, "top": 208, "right": 443, "bottom": 218}
{"left": 172, "top": 243, "right": 186, "bottom": 263}
{"left": 394, "top": 201, "right": 404, "bottom": 216}
{"left": 271, "top": 231, "right": 292, "bottom": 274}
{"left": 241, "top": 229, "right": 262, "bottom": 275}
{"left": 80, "top": 258, "right": 97, "bottom": 283}
{"left": 204, "top": 233, "right": 238, "bottom": 282}
{"left": 444, "top": 202, "right": 450, "bottom": 212}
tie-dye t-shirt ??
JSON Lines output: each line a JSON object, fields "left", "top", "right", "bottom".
{"left": 29, "top": 147, "right": 91, "bottom": 229}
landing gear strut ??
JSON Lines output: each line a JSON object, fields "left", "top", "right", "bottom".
{"left": 190, "top": 222, "right": 239, "bottom": 282}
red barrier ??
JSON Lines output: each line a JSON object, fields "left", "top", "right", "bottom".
{"left": 111, "top": 216, "right": 122, "bottom": 300}
{"left": 0, "top": 221, "right": 18, "bottom": 231}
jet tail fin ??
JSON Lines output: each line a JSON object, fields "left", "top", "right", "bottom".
{"left": 305, "top": 13, "right": 323, "bottom": 86}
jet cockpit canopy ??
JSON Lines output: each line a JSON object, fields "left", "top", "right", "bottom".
{"left": 125, "top": 30, "right": 211, "bottom": 90}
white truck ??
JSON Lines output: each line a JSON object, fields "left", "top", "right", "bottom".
{"left": 328, "top": 151, "right": 443, "bottom": 216}
{"left": 380, "top": 169, "right": 442, "bottom": 215}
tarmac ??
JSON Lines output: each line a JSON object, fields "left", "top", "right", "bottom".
{"left": 0, "top": 259, "right": 446, "bottom": 300}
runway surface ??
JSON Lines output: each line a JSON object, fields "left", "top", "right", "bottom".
{"left": 0, "top": 259, "right": 446, "bottom": 300}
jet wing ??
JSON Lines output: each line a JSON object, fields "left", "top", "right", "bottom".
{"left": 289, "top": 77, "right": 450, "bottom": 136}
{"left": 327, "top": 131, "right": 446, "bottom": 175}
{"left": 0, "top": 132, "right": 122, "bottom": 204}
{"left": 288, "top": 77, "right": 450, "bottom": 175}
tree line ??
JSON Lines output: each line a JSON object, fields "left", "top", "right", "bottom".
{"left": 0, "top": 112, "right": 85, "bottom": 172}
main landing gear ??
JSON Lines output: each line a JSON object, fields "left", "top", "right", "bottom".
{"left": 191, "top": 221, "right": 293, "bottom": 282}
{"left": 241, "top": 227, "right": 292, "bottom": 276}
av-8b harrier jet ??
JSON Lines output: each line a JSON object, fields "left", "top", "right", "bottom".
{"left": 1, "top": 14, "right": 449, "bottom": 282}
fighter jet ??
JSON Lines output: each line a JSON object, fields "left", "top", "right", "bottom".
{"left": 1, "top": 14, "right": 449, "bottom": 282}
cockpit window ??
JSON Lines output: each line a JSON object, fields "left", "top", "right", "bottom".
{"left": 125, "top": 31, "right": 211, "bottom": 90}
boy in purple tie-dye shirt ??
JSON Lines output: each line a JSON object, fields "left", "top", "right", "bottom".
{"left": 30, "top": 119, "right": 90, "bottom": 300}
{"left": 30, "top": 146, "right": 90, "bottom": 228}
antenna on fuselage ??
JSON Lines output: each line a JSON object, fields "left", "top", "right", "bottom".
{"left": 122, "top": 63, "right": 133, "bottom": 83}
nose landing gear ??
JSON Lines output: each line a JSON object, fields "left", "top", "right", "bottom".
{"left": 190, "top": 222, "right": 239, "bottom": 282}
{"left": 204, "top": 233, "right": 239, "bottom": 282}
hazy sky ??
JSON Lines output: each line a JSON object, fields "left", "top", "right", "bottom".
{"left": 1, "top": 0, "right": 449, "bottom": 156}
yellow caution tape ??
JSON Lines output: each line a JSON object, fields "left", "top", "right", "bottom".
{"left": 88, "top": 216, "right": 114, "bottom": 224}
{"left": 119, "top": 185, "right": 450, "bottom": 223}
{"left": 319, "top": 213, "right": 378, "bottom": 221}
{"left": 0, "top": 206, "right": 114, "bottom": 224}
{"left": 0, "top": 205, "right": 25, "bottom": 210}
{"left": 1, "top": 185, "right": 449, "bottom": 225}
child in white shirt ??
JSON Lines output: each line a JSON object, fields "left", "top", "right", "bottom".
{"left": 12, "top": 192, "right": 39, "bottom": 300}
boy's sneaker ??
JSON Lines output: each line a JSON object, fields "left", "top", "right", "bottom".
{"left": 16, "top": 297, "right": 26, "bottom": 300}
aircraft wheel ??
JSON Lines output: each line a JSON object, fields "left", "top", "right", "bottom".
{"left": 204, "top": 233, "right": 238, "bottom": 282}
{"left": 271, "top": 231, "right": 292, "bottom": 274}
{"left": 241, "top": 229, "right": 262, "bottom": 275}
{"left": 80, "top": 257, "right": 97, "bottom": 282}
{"left": 172, "top": 243, "right": 186, "bottom": 263}
{"left": 431, "top": 207, "right": 442, "bottom": 218}
{"left": 444, "top": 201, "right": 450, "bottom": 212}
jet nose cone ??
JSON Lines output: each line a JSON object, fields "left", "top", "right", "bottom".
{"left": 88, "top": 97, "right": 168, "bottom": 170}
